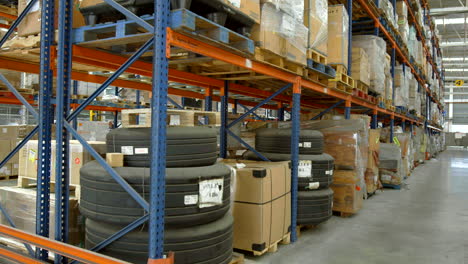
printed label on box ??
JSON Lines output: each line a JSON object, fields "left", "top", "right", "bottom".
{"left": 308, "top": 182, "right": 320, "bottom": 190}
{"left": 303, "top": 142, "right": 312, "bottom": 148}
{"left": 28, "top": 150, "right": 36, "bottom": 162}
{"left": 199, "top": 178, "right": 223, "bottom": 208}
{"left": 134, "top": 148, "right": 149, "bottom": 154}
{"left": 169, "top": 115, "right": 180, "bottom": 126}
{"left": 121, "top": 146, "right": 134, "bottom": 155}
{"left": 298, "top": 160, "right": 312, "bottom": 178}
{"left": 184, "top": 195, "right": 199, "bottom": 205}
{"left": 228, "top": 0, "right": 241, "bottom": 8}
{"left": 2, "top": 128, "right": 6, "bottom": 133}
{"left": 325, "top": 169, "right": 333, "bottom": 175}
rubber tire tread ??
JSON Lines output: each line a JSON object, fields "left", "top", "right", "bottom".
{"left": 255, "top": 128, "right": 324, "bottom": 155}
{"left": 106, "top": 127, "right": 218, "bottom": 167}
{"left": 244, "top": 151, "right": 334, "bottom": 189}
{"left": 297, "top": 188, "right": 333, "bottom": 225}
{"left": 80, "top": 161, "right": 231, "bottom": 226}
{"left": 85, "top": 213, "right": 233, "bottom": 264}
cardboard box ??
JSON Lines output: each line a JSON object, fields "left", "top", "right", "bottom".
{"left": 351, "top": 47, "right": 370, "bottom": 86}
{"left": 0, "top": 164, "right": 12, "bottom": 178}
{"left": 327, "top": 5, "right": 349, "bottom": 67}
{"left": 224, "top": 0, "right": 260, "bottom": 24}
{"left": 304, "top": 0, "right": 328, "bottom": 55}
{"left": 330, "top": 171, "right": 363, "bottom": 213}
{"left": 251, "top": 4, "right": 285, "bottom": 56}
{"left": 396, "top": 1, "right": 407, "bottom": 18}
{"left": 18, "top": 140, "right": 106, "bottom": 186}
{"left": 222, "top": 160, "right": 291, "bottom": 252}
{"left": 17, "top": 0, "right": 85, "bottom": 37}
{"left": 106, "top": 153, "right": 124, "bottom": 167}
{"left": 0, "top": 187, "right": 83, "bottom": 245}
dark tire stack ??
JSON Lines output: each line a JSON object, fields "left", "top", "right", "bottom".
{"left": 80, "top": 127, "right": 233, "bottom": 264}
{"left": 245, "top": 128, "right": 334, "bottom": 226}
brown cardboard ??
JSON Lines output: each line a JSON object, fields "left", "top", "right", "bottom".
{"left": 225, "top": 0, "right": 260, "bottom": 24}
{"left": 330, "top": 172, "right": 363, "bottom": 213}
{"left": 285, "top": 41, "right": 307, "bottom": 66}
{"left": 327, "top": 5, "right": 349, "bottom": 67}
{"left": 396, "top": 1, "right": 407, "bottom": 18}
{"left": 251, "top": 24, "right": 285, "bottom": 56}
{"left": 106, "top": 153, "right": 124, "bottom": 167}
{"left": 0, "top": 187, "right": 83, "bottom": 245}
{"left": 351, "top": 47, "right": 370, "bottom": 86}
{"left": 17, "top": 0, "right": 85, "bottom": 37}
{"left": 0, "top": 164, "right": 12, "bottom": 178}
{"left": 304, "top": 0, "right": 328, "bottom": 55}
{"left": 18, "top": 140, "right": 106, "bottom": 186}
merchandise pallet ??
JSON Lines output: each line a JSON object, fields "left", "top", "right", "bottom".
{"left": 0, "top": 0, "right": 444, "bottom": 263}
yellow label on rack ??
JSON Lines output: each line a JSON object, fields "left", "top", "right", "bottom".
{"left": 393, "top": 137, "right": 400, "bottom": 147}
{"left": 455, "top": 80, "right": 464, "bottom": 86}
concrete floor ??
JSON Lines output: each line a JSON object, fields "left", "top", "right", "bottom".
{"left": 246, "top": 148, "right": 468, "bottom": 264}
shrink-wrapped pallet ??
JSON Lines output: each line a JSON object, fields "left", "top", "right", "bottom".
{"left": 303, "top": 0, "right": 328, "bottom": 55}
{"left": 353, "top": 35, "right": 386, "bottom": 95}
{"left": 379, "top": 143, "right": 402, "bottom": 185}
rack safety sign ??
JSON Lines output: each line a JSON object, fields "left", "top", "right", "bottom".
{"left": 455, "top": 80, "right": 464, "bottom": 86}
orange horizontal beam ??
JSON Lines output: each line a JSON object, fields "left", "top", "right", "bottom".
{"left": 0, "top": 247, "right": 45, "bottom": 264}
{"left": 0, "top": 11, "right": 17, "bottom": 20}
{"left": 0, "top": 224, "right": 133, "bottom": 264}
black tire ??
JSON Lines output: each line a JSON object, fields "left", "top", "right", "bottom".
{"left": 106, "top": 127, "right": 218, "bottom": 167}
{"left": 255, "top": 128, "right": 323, "bottom": 155}
{"left": 243, "top": 151, "right": 334, "bottom": 189}
{"left": 297, "top": 188, "right": 333, "bottom": 225}
{"left": 80, "top": 161, "right": 231, "bottom": 226}
{"left": 85, "top": 213, "right": 233, "bottom": 264}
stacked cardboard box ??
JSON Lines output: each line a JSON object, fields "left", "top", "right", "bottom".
{"left": 222, "top": 160, "right": 291, "bottom": 253}
{"left": 379, "top": 143, "right": 402, "bottom": 185}
{"left": 18, "top": 140, "right": 106, "bottom": 186}
{"left": 0, "top": 125, "right": 38, "bottom": 178}
{"left": 351, "top": 47, "right": 370, "bottom": 86}
{"left": 394, "top": 133, "right": 412, "bottom": 178}
{"left": 327, "top": 5, "right": 349, "bottom": 69}
{"left": 384, "top": 53, "right": 393, "bottom": 101}
{"left": 365, "top": 129, "right": 380, "bottom": 194}
{"left": 303, "top": 0, "right": 328, "bottom": 56}
{"left": 394, "top": 65, "right": 410, "bottom": 108}
{"left": 353, "top": 36, "right": 386, "bottom": 96}
{"left": 396, "top": 1, "right": 409, "bottom": 43}
{"left": 252, "top": 2, "right": 308, "bottom": 65}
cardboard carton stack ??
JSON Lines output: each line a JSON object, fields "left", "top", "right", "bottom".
{"left": 394, "top": 65, "right": 410, "bottom": 108}
{"left": 304, "top": 0, "right": 328, "bottom": 56}
{"left": 0, "top": 125, "right": 37, "bottom": 178}
{"left": 222, "top": 160, "right": 291, "bottom": 254}
{"left": 394, "top": 133, "right": 412, "bottom": 178}
{"left": 327, "top": 5, "right": 349, "bottom": 69}
{"left": 396, "top": 1, "right": 409, "bottom": 43}
{"left": 351, "top": 47, "right": 370, "bottom": 87}
{"left": 365, "top": 129, "right": 381, "bottom": 194}
{"left": 379, "top": 143, "right": 403, "bottom": 186}
{"left": 252, "top": 1, "right": 308, "bottom": 65}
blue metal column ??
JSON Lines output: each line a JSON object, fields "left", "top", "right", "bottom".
{"left": 204, "top": 88, "right": 212, "bottom": 111}
{"left": 374, "top": 0, "right": 380, "bottom": 36}
{"left": 401, "top": 120, "right": 406, "bottom": 132}
{"left": 278, "top": 102, "right": 285, "bottom": 121}
{"left": 55, "top": 0, "right": 73, "bottom": 262}
{"left": 220, "top": 81, "right": 229, "bottom": 159}
{"left": 113, "top": 111, "right": 119, "bottom": 128}
{"left": 136, "top": 90, "right": 141, "bottom": 108}
{"left": 347, "top": 0, "right": 352, "bottom": 75}
{"left": 290, "top": 78, "right": 301, "bottom": 243}
{"left": 391, "top": 47, "right": 396, "bottom": 104}
{"left": 410, "top": 122, "right": 413, "bottom": 134}
{"left": 72, "top": 81, "right": 78, "bottom": 132}
{"left": 36, "top": 0, "right": 55, "bottom": 259}
{"left": 390, "top": 114, "right": 395, "bottom": 143}
{"left": 148, "top": 0, "right": 168, "bottom": 260}
{"left": 181, "top": 97, "right": 186, "bottom": 107}
{"left": 233, "top": 99, "right": 238, "bottom": 114}
{"left": 371, "top": 109, "right": 378, "bottom": 129}
{"left": 344, "top": 100, "right": 351, "bottom": 119}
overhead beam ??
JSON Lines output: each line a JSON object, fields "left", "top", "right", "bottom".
{"left": 430, "top": 7, "right": 468, "bottom": 16}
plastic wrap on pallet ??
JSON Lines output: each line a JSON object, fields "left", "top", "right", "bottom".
{"left": 0, "top": 186, "right": 83, "bottom": 245}
{"left": 379, "top": 143, "right": 402, "bottom": 185}
{"left": 327, "top": 5, "right": 349, "bottom": 67}
{"left": 261, "top": 0, "right": 304, "bottom": 23}
{"left": 394, "top": 133, "right": 411, "bottom": 178}
{"left": 254, "top": 3, "right": 308, "bottom": 63}
{"left": 304, "top": 0, "right": 328, "bottom": 54}
{"left": 398, "top": 15, "right": 409, "bottom": 43}
{"left": 394, "top": 65, "right": 409, "bottom": 108}
{"left": 378, "top": 0, "right": 396, "bottom": 28}
{"left": 385, "top": 74, "right": 393, "bottom": 101}
{"left": 396, "top": 1, "right": 407, "bottom": 18}
{"left": 351, "top": 47, "right": 370, "bottom": 86}
{"left": 352, "top": 35, "right": 386, "bottom": 95}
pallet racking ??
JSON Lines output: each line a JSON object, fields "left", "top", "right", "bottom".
{"left": 0, "top": 0, "right": 444, "bottom": 262}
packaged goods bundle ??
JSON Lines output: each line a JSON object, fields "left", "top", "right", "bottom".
{"left": 252, "top": 2, "right": 308, "bottom": 64}
{"left": 379, "top": 143, "right": 403, "bottom": 185}
{"left": 304, "top": 0, "right": 328, "bottom": 55}
{"left": 377, "top": 0, "right": 396, "bottom": 28}
{"left": 353, "top": 35, "right": 386, "bottom": 95}
{"left": 384, "top": 54, "right": 393, "bottom": 101}
{"left": 351, "top": 47, "right": 370, "bottom": 86}
{"left": 394, "top": 65, "right": 410, "bottom": 108}
{"left": 328, "top": 5, "right": 349, "bottom": 68}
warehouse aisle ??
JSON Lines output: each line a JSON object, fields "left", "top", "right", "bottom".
{"left": 245, "top": 148, "right": 468, "bottom": 264}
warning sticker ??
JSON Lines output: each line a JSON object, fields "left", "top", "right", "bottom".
{"left": 298, "top": 160, "right": 312, "bottom": 178}
{"left": 74, "top": 158, "right": 80, "bottom": 165}
{"left": 121, "top": 146, "right": 134, "bottom": 155}
{"left": 28, "top": 150, "right": 36, "bottom": 162}
{"left": 199, "top": 178, "right": 224, "bottom": 208}
{"left": 184, "top": 195, "right": 199, "bottom": 206}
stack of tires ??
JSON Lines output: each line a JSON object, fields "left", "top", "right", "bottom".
{"left": 80, "top": 127, "right": 233, "bottom": 264}
{"left": 245, "top": 128, "right": 334, "bottom": 226}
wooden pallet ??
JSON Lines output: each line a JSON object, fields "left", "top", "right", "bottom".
{"left": 328, "top": 64, "right": 354, "bottom": 93}
{"left": 382, "top": 183, "right": 401, "bottom": 190}
{"left": 18, "top": 177, "right": 81, "bottom": 199}
{"left": 296, "top": 224, "right": 317, "bottom": 237}
{"left": 254, "top": 48, "right": 304, "bottom": 76}
{"left": 307, "top": 49, "right": 327, "bottom": 65}
{"left": 74, "top": 9, "right": 254, "bottom": 56}
{"left": 229, "top": 252, "right": 244, "bottom": 264}
{"left": 0, "top": 5, "right": 17, "bottom": 20}
{"left": 250, "top": 233, "right": 290, "bottom": 256}
{"left": 122, "top": 108, "right": 221, "bottom": 127}
{"left": 0, "top": 175, "right": 17, "bottom": 181}
{"left": 71, "top": 95, "right": 103, "bottom": 101}
{"left": 333, "top": 211, "right": 355, "bottom": 218}
{"left": 2, "top": 35, "right": 41, "bottom": 50}
{"left": 354, "top": 80, "right": 369, "bottom": 93}
{"left": 0, "top": 87, "right": 35, "bottom": 94}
